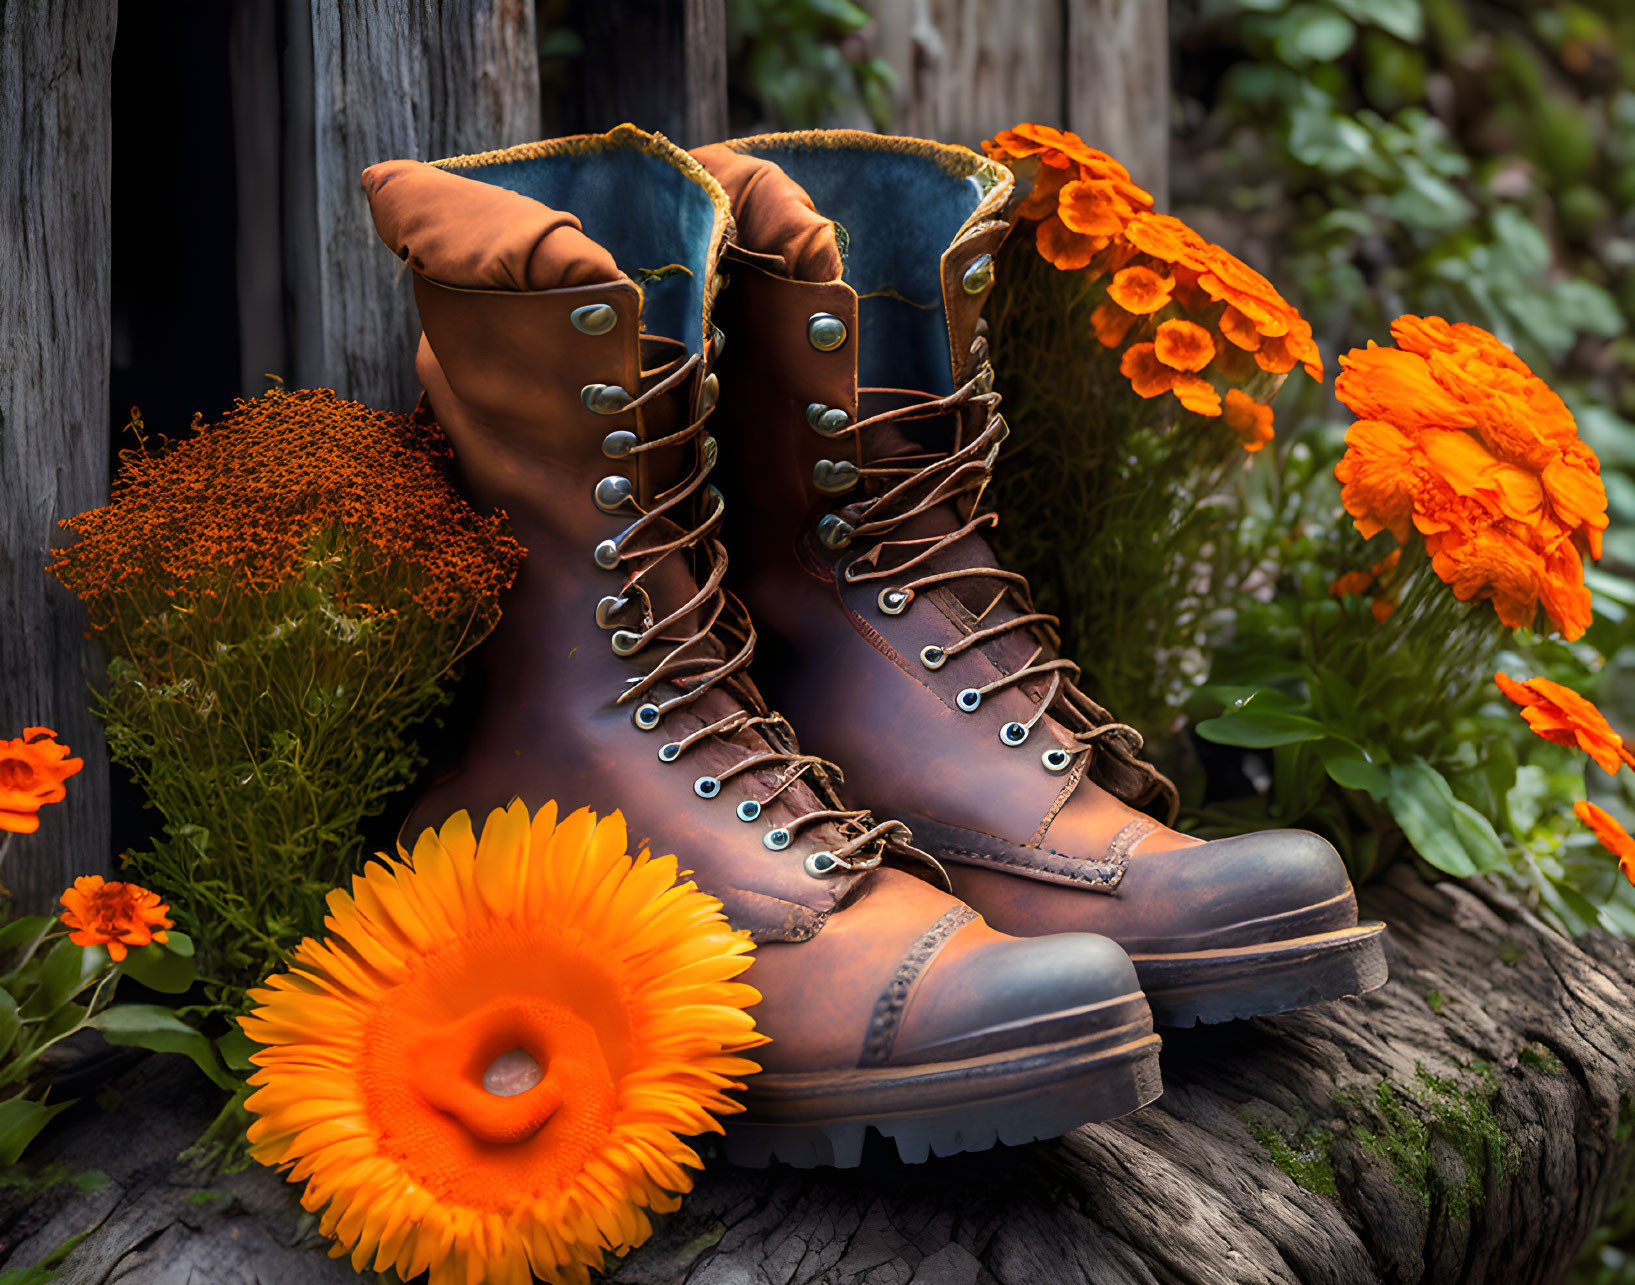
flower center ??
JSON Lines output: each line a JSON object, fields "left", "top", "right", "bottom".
{"left": 482, "top": 1047, "right": 544, "bottom": 1098}
{"left": 0, "top": 757, "right": 36, "bottom": 791}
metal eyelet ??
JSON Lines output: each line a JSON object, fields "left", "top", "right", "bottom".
{"left": 805, "top": 403, "right": 851, "bottom": 436}
{"left": 595, "top": 475, "right": 632, "bottom": 512}
{"left": 816, "top": 514, "right": 854, "bottom": 550}
{"left": 658, "top": 742, "right": 682, "bottom": 763}
{"left": 920, "top": 645, "right": 947, "bottom": 670}
{"left": 593, "top": 539, "right": 621, "bottom": 570}
{"left": 694, "top": 776, "right": 721, "bottom": 799}
{"left": 956, "top": 688, "right": 982, "bottom": 712}
{"left": 610, "top": 629, "right": 642, "bottom": 656}
{"left": 698, "top": 372, "right": 720, "bottom": 415}
{"left": 962, "top": 254, "right": 994, "bottom": 294}
{"left": 701, "top": 435, "right": 719, "bottom": 470}
{"left": 602, "top": 430, "right": 638, "bottom": 458}
{"left": 633, "top": 703, "right": 661, "bottom": 730}
{"left": 973, "top": 363, "right": 995, "bottom": 395}
{"left": 806, "top": 312, "right": 848, "bottom": 352}
{"left": 1042, "top": 747, "right": 1073, "bottom": 773}
{"left": 999, "top": 721, "right": 1030, "bottom": 747}
{"left": 763, "top": 828, "right": 791, "bottom": 851}
{"left": 878, "top": 587, "right": 911, "bottom": 616}
{"left": 711, "top": 324, "right": 726, "bottom": 359}
{"left": 595, "top": 594, "right": 632, "bottom": 629}
{"left": 570, "top": 304, "right": 617, "bottom": 335}
{"left": 804, "top": 851, "right": 843, "bottom": 877}
{"left": 582, "top": 383, "right": 634, "bottom": 414}
{"left": 813, "top": 459, "right": 859, "bottom": 494}
{"left": 736, "top": 799, "right": 761, "bottom": 823}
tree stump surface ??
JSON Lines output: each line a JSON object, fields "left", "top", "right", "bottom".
{"left": 5, "top": 863, "right": 1634, "bottom": 1285}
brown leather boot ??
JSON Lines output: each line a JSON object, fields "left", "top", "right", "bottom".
{"left": 693, "top": 133, "right": 1388, "bottom": 1027}
{"left": 361, "top": 125, "right": 1162, "bottom": 1168}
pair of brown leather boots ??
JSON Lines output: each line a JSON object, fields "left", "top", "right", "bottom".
{"left": 362, "top": 124, "right": 1386, "bottom": 1169}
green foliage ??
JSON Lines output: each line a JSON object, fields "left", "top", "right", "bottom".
{"left": 726, "top": 0, "right": 895, "bottom": 130}
{"left": 94, "top": 543, "right": 463, "bottom": 1009}
{"left": 0, "top": 910, "right": 203, "bottom": 1164}
{"left": 1245, "top": 1110, "right": 1339, "bottom": 1197}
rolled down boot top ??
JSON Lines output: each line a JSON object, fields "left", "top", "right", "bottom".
{"left": 360, "top": 126, "right": 1165, "bottom": 1166}
{"left": 695, "top": 132, "right": 1387, "bottom": 1027}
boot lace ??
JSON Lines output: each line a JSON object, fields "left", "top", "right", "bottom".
{"left": 595, "top": 350, "right": 912, "bottom": 870}
{"left": 822, "top": 373, "right": 1175, "bottom": 814}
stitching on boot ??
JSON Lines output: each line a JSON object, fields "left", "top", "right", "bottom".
{"left": 1107, "top": 817, "right": 1160, "bottom": 864}
{"left": 858, "top": 905, "right": 978, "bottom": 1067}
{"left": 940, "top": 846, "right": 1125, "bottom": 889}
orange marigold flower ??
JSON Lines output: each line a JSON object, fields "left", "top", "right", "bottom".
{"left": 1330, "top": 569, "right": 1374, "bottom": 598}
{"left": 1034, "top": 213, "right": 1101, "bottom": 270}
{"left": 58, "top": 875, "right": 172, "bottom": 962}
{"left": 1223, "top": 388, "right": 1274, "bottom": 452}
{"left": 1333, "top": 318, "right": 1606, "bottom": 640}
{"left": 1106, "top": 265, "right": 1173, "bottom": 314}
{"left": 1154, "top": 319, "right": 1216, "bottom": 372}
{"left": 0, "top": 727, "right": 83, "bottom": 835}
{"left": 1574, "top": 800, "right": 1635, "bottom": 884}
{"left": 240, "top": 802, "right": 763, "bottom": 1285}
{"left": 1496, "top": 673, "right": 1635, "bottom": 776}
{"left": 1090, "top": 300, "right": 1137, "bottom": 348}
{"left": 1370, "top": 598, "right": 1396, "bottom": 623}
{"left": 1171, "top": 375, "right": 1222, "bottom": 418}
{"left": 1218, "top": 306, "right": 1262, "bottom": 352}
{"left": 1120, "top": 343, "right": 1176, "bottom": 399}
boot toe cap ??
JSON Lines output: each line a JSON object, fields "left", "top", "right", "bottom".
{"left": 1120, "top": 827, "right": 1356, "bottom": 952}
{"left": 889, "top": 926, "right": 1148, "bottom": 1066}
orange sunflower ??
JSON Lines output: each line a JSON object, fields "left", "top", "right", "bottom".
{"left": 0, "top": 727, "right": 83, "bottom": 834}
{"left": 240, "top": 801, "right": 763, "bottom": 1285}
{"left": 1574, "top": 800, "right": 1635, "bottom": 885}
{"left": 1335, "top": 318, "right": 1606, "bottom": 640}
{"left": 58, "top": 875, "right": 173, "bottom": 961}
{"left": 1495, "top": 673, "right": 1635, "bottom": 776}
{"left": 984, "top": 122, "right": 1318, "bottom": 448}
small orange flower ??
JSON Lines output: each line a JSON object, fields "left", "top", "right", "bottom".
{"left": 1171, "top": 375, "right": 1222, "bottom": 417}
{"left": 1090, "top": 300, "right": 1137, "bottom": 348}
{"left": 1153, "top": 320, "right": 1216, "bottom": 372}
{"left": 1574, "top": 800, "right": 1635, "bottom": 885}
{"left": 0, "top": 727, "right": 84, "bottom": 835}
{"left": 1329, "top": 570, "right": 1375, "bottom": 598}
{"left": 59, "top": 875, "right": 173, "bottom": 962}
{"left": 1496, "top": 673, "right": 1635, "bottom": 776}
{"left": 1333, "top": 319, "right": 1605, "bottom": 640}
{"left": 1120, "top": 343, "right": 1176, "bottom": 399}
{"left": 1106, "top": 265, "right": 1173, "bottom": 314}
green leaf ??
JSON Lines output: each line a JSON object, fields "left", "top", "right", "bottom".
{"left": 1506, "top": 765, "right": 1551, "bottom": 835}
{"left": 1387, "top": 758, "right": 1508, "bottom": 877}
{"left": 0, "top": 1096, "right": 75, "bottom": 1166}
{"left": 0, "top": 916, "right": 52, "bottom": 956}
{"left": 18, "top": 940, "right": 105, "bottom": 1020}
{"left": 1196, "top": 689, "right": 1332, "bottom": 747}
{"left": 1271, "top": 5, "right": 1357, "bottom": 66}
{"left": 216, "top": 1027, "right": 259, "bottom": 1072}
{"left": 88, "top": 1005, "right": 238, "bottom": 1092}
{"left": 1330, "top": 0, "right": 1421, "bottom": 41}
{"left": 0, "top": 988, "right": 17, "bottom": 1062}
{"left": 116, "top": 933, "right": 196, "bottom": 995}
{"left": 1322, "top": 746, "right": 1391, "bottom": 798}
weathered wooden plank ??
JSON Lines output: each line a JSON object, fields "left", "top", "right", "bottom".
{"left": 304, "top": 0, "right": 541, "bottom": 411}
{"left": 871, "top": 0, "right": 1065, "bottom": 150}
{"left": 581, "top": 0, "right": 729, "bottom": 148}
{"left": 9, "top": 866, "right": 1631, "bottom": 1283}
{"left": 1064, "top": 0, "right": 1170, "bottom": 206}
{"left": 0, "top": 2, "right": 117, "bottom": 914}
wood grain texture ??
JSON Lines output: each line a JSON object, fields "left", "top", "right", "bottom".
{"left": 871, "top": 0, "right": 1066, "bottom": 149}
{"left": 0, "top": 1, "right": 117, "bottom": 914}
{"left": 1065, "top": 0, "right": 1170, "bottom": 207}
{"left": 305, "top": 0, "right": 540, "bottom": 411}
{"left": 8, "top": 865, "right": 1632, "bottom": 1283}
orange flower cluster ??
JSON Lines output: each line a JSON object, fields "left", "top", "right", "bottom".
{"left": 983, "top": 123, "right": 1322, "bottom": 444}
{"left": 1328, "top": 549, "right": 1402, "bottom": 623}
{"left": 51, "top": 390, "right": 524, "bottom": 633}
{"left": 0, "top": 727, "right": 83, "bottom": 834}
{"left": 59, "top": 874, "right": 173, "bottom": 962}
{"left": 1335, "top": 318, "right": 1606, "bottom": 640}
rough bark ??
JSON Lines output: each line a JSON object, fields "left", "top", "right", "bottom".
{"left": 6, "top": 865, "right": 1634, "bottom": 1284}
{"left": 871, "top": 0, "right": 1169, "bottom": 204}
{"left": 301, "top": 0, "right": 540, "bottom": 411}
{"left": 0, "top": 1, "right": 117, "bottom": 914}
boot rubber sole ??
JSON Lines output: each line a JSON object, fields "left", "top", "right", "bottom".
{"left": 1130, "top": 921, "right": 1389, "bottom": 1026}
{"left": 724, "top": 998, "right": 1161, "bottom": 1168}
